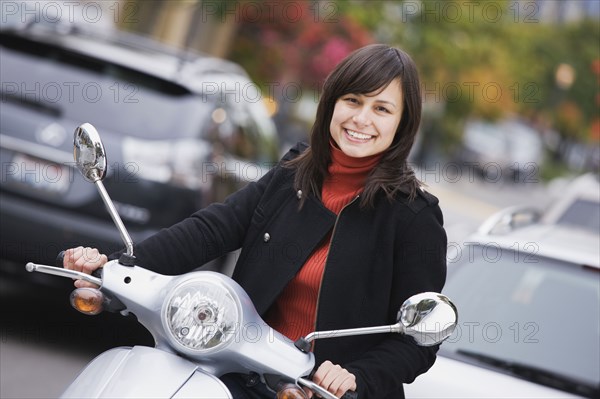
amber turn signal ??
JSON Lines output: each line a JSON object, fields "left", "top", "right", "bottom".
{"left": 277, "top": 384, "right": 308, "bottom": 399}
{"left": 70, "top": 288, "right": 104, "bottom": 315}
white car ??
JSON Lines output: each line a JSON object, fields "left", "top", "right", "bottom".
{"left": 406, "top": 204, "right": 600, "bottom": 398}
{"left": 542, "top": 173, "right": 600, "bottom": 234}
{"left": 459, "top": 119, "right": 544, "bottom": 182}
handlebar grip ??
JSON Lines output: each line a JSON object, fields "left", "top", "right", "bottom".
{"left": 56, "top": 250, "right": 66, "bottom": 267}
{"left": 92, "top": 268, "right": 103, "bottom": 279}
{"left": 341, "top": 392, "right": 358, "bottom": 399}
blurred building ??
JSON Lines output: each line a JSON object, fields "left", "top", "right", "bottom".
{"left": 115, "top": 0, "right": 237, "bottom": 58}
{"left": 533, "top": 0, "right": 600, "bottom": 23}
{"left": 1, "top": 0, "right": 117, "bottom": 30}
{"left": 0, "top": 0, "right": 238, "bottom": 58}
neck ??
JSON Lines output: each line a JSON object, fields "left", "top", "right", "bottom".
{"left": 321, "top": 143, "right": 382, "bottom": 213}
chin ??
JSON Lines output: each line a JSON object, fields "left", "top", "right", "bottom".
{"left": 340, "top": 146, "right": 374, "bottom": 158}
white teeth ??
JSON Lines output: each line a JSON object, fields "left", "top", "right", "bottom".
{"left": 346, "top": 129, "right": 372, "bottom": 140}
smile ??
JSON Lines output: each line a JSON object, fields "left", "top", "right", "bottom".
{"left": 345, "top": 129, "right": 373, "bottom": 141}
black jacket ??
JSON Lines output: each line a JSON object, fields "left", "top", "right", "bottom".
{"left": 126, "top": 143, "right": 447, "bottom": 398}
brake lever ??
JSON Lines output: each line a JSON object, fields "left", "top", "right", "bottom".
{"left": 26, "top": 262, "right": 102, "bottom": 286}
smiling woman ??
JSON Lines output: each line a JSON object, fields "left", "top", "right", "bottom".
{"left": 329, "top": 79, "right": 403, "bottom": 158}
{"left": 63, "top": 44, "right": 446, "bottom": 399}
{"left": 288, "top": 44, "right": 423, "bottom": 209}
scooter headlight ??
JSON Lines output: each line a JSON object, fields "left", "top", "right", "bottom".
{"left": 163, "top": 275, "right": 240, "bottom": 353}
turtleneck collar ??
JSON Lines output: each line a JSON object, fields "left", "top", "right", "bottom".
{"left": 323, "top": 141, "right": 383, "bottom": 203}
{"left": 329, "top": 141, "right": 383, "bottom": 171}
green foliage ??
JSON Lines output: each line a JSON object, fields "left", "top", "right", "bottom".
{"left": 336, "top": 1, "right": 599, "bottom": 149}
{"left": 223, "top": 0, "right": 598, "bottom": 153}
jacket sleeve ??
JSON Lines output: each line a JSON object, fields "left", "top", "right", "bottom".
{"left": 344, "top": 203, "right": 448, "bottom": 398}
{"left": 109, "top": 143, "right": 306, "bottom": 275}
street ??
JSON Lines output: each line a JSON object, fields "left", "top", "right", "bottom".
{"left": 0, "top": 274, "right": 153, "bottom": 399}
{"left": 0, "top": 175, "right": 554, "bottom": 399}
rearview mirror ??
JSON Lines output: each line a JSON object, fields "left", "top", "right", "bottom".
{"left": 74, "top": 123, "right": 107, "bottom": 183}
{"left": 298, "top": 292, "right": 457, "bottom": 351}
{"left": 397, "top": 292, "right": 457, "bottom": 346}
{"left": 72, "top": 123, "right": 135, "bottom": 263}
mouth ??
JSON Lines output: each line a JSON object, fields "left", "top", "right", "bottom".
{"left": 344, "top": 128, "right": 374, "bottom": 142}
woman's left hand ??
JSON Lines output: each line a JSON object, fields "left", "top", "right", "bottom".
{"left": 309, "top": 360, "right": 357, "bottom": 398}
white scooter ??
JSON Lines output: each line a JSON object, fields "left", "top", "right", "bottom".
{"left": 25, "top": 123, "right": 458, "bottom": 399}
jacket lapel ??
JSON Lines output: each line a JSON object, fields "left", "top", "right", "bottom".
{"left": 235, "top": 191, "right": 336, "bottom": 315}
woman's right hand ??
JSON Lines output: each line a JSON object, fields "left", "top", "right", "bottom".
{"left": 63, "top": 246, "right": 107, "bottom": 288}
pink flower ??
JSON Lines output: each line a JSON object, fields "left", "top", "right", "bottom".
{"left": 311, "top": 37, "right": 352, "bottom": 79}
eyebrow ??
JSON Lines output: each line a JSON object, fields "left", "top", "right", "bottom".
{"left": 346, "top": 93, "right": 400, "bottom": 109}
{"left": 374, "top": 99, "right": 398, "bottom": 109}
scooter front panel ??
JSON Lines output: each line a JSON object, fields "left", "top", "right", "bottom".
{"left": 172, "top": 370, "right": 232, "bottom": 398}
{"left": 61, "top": 346, "right": 229, "bottom": 398}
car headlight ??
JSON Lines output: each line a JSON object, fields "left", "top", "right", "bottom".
{"left": 122, "top": 137, "right": 211, "bottom": 189}
{"left": 163, "top": 275, "right": 240, "bottom": 353}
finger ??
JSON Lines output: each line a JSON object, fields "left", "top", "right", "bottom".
{"left": 82, "top": 247, "right": 102, "bottom": 264}
{"left": 81, "top": 253, "right": 107, "bottom": 275}
{"left": 74, "top": 279, "right": 100, "bottom": 289}
{"left": 73, "top": 247, "right": 89, "bottom": 272}
{"left": 319, "top": 364, "right": 344, "bottom": 390}
{"left": 74, "top": 251, "right": 88, "bottom": 273}
{"left": 64, "top": 247, "right": 83, "bottom": 270}
{"left": 73, "top": 247, "right": 101, "bottom": 274}
{"left": 328, "top": 373, "right": 356, "bottom": 398}
{"left": 312, "top": 360, "right": 333, "bottom": 385}
{"left": 313, "top": 361, "right": 357, "bottom": 398}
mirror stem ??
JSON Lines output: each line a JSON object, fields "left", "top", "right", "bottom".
{"left": 95, "top": 180, "right": 134, "bottom": 261}
{"left": 295, "top": 324, "right": 403, "bottom": 351}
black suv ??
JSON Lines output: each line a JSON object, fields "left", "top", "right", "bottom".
{"left": 0, "top": 23, "right": 279, "bottom": 275}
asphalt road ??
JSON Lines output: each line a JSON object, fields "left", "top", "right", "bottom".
{"left": 0, "top": 273, "right": 153, "bottom": 399}
{"left": 0, "top": 176, "right": 554, "bottom": 399}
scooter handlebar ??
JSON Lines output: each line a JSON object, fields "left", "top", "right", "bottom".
{"left": 56, "top": 250, "right": 103, "bottom": 279}
{"left": 56, "top": 250, "right": 66, "bottom": 267}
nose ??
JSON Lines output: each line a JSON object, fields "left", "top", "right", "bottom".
{"left": 352, "top": 107, "right": 372, "bottom": 127}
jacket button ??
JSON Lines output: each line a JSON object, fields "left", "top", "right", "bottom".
{"left": 263, "top": 233, "right": 271, "bottom": 242}
{"left": 296, "top": 190, "right": 302, "bottom": 199}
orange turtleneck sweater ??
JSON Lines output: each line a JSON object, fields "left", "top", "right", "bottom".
{"left": 265, "top": 144, "right": 382, "bottom": 341}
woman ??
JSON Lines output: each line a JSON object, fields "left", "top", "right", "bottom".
{"left": 65, "top": 44, "right": 447, "bottom": 398}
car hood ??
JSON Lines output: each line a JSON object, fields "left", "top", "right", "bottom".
{"left": 404, "top": 356, "right": 581, "bottom": 398}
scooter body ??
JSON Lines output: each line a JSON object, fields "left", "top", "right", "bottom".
{"left": 62, "top": 346, "right": 231, "bottom": 399}
{"left": 57, "top": 261, "right": 315, "bottom": 398}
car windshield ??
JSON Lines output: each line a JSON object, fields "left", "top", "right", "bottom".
{"left": 556, "top": 199, "right": 600, "bottom": 233}
{"left": 442, "top": 245, "right": 600, "bottom": 387}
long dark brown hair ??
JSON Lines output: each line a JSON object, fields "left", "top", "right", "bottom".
{"left": 286, "top": 44, "right": 423, "bottom": 208}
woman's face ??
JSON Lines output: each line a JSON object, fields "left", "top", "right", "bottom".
{"left": 329, "top": 79, "right": 403, "bottom": 158}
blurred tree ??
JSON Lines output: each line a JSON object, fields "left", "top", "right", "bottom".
{"left": 226, "top": 1, "right": 374, "bottom": 145}
{"left": 118, "top": 0, "right": 238, "bottom": 58}
{"left": 364, "top": 0, "right": 599, "bottom": 165}
{"left": 116, "top": 0, "right": 598, "bottom": 171}
{"left": 227, "top": 0, "right": 373, "bottom": 90}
